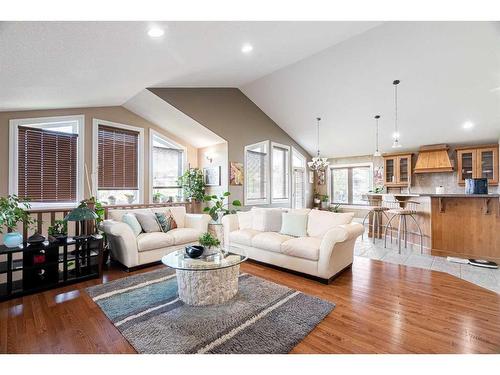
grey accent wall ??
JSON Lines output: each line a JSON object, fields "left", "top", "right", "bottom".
{"left": 149, "top": 88, "right": 313, "bottom": 209}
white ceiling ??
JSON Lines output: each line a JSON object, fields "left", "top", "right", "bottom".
{"left": 0, "top": 21, "right": 380, "bottom": 111}
{"left": 123, "top": 89, "right": 224, "bottom": 148}
{"left": 242, "top": 22, "right": 500, "bottom": 157}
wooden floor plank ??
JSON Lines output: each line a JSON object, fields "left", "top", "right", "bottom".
{"left": 1, "top": 256, "right": 499, "bottom": 354}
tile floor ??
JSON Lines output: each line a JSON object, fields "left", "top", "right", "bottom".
{"left": 354, "top": 236, "right": 500, "bottom": 293}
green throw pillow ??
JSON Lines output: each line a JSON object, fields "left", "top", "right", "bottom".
{"left": 155, "top": 212, "right": 178, "bottom": 233}
{"left": 122, "top": 213, "right": 143, "bottom": 237}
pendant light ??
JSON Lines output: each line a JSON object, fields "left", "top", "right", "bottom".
{"left": 307, "top": 117, "right": 330, "bottom": 171}
{"left": 392, "top": 79, "right": 402, "bottom": 148}
{"left": 373, "top": 115, "right": 381, "bottom": 157}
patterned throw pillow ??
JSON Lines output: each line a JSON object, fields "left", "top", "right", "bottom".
{"left": 155, "top": 212, "right": 178, "bottom": 233}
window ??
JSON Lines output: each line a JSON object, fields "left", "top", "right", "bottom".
{"left": 292, "top": 147, "right": 306, "bottom": 209}
{"left": 150, "top": 130, "right": 186, "bottom": 203}
{"left": 9, "top": 115, "right": 84, "bottom": 207}
{"left": 271, "top": 142, "right": 290, "bottom": 203}
{"left": 330, "top": 164, "right": 372, "bottom": 205}
{"left": 244, "top": 141, "right": 269, "bottom": 205}
{"left": 92, "top": 119, "right": 144, "bottom": 205}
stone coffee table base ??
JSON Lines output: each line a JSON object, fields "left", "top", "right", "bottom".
{"left": 176, "top": 265, "right": 240, "bottom": 306}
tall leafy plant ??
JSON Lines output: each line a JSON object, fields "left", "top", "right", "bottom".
{"left": 178, "top": 168, "right": 206, "bottom": 202}
{"left": 0, "top": 195, "right": 35, "bottom": 233}
{"left": 203, "top": 192, "right": 241, "bottom": 222}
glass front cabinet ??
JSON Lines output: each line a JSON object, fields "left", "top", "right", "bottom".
{"left": 383, "top": 153, "right": 413, "bottom": 187}
{"left": 456, "top": 145, "right": 498, "bottom": 186}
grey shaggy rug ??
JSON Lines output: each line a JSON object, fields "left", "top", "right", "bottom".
{"left": 86, "top": 268, "right": 334, "bottom": 354}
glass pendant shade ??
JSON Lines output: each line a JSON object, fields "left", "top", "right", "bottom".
{"left": 373, "top": 115, "right": 381, "bottom": 156}
{"left": 308, "top": 117, "right": 329, "bottom": 171}
{"left": 391, "top": 79, "right": 402, "bottom": 148}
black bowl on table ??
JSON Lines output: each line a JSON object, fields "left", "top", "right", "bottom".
{"left": 185, "top": 245, "right": 205, "bottom": 259}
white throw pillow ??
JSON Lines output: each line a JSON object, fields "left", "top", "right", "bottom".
{"left": 237, "top": 211, "right": 253, "bottom": 229}
{"left": 307, "top": 209, "right": 354, "bottom": 238}
{"left": 251, "top": 208, "right": 283, "bottom": 232}
{"left": 280, "top": 213, "right": 308, "bottom": 237}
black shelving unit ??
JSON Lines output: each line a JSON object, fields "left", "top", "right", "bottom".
{"left": 0, "top": 237, "right": 103, "bottom": 301}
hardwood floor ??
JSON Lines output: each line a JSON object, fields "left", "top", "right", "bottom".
{"left": 1, "top": 256, "right": 499, "bottom": 353}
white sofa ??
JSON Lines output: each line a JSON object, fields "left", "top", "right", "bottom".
{"left": 101, "top": 206, "right": 211, "bottom": 270}
{"left": 222, "top": 208, "right": 364, "bottom": 283}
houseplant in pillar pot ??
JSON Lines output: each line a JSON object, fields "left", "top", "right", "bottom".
{"left": 0, "top": 195, "right": 35, "bottom": 247}
{"left": 178, "top": 168, "right": 206, "bottom": 202}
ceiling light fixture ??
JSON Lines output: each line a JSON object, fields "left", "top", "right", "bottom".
{"left": 307, "top": 117, "right": 330, "bottom": 171}
{"left": 392, "top": 79, "right": 402, "bottom": 148}
{"left": 463, "top": 121, "right": 475, "bottom": 130}
{"left": 148, "top": 27, "right": 165, "bottom": 38}
{"left": 374, "top": 115, "right": 381, "bottom": 157}
{"left": 241, "top": 43, "right": 253, "bottom": 54}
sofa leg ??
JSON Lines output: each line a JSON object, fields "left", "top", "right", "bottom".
{"left": 322, "top": 263, "right": 353, "bottom": 284}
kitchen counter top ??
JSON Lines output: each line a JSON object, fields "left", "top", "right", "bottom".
{"left": 418, "top": 193, "right": 500, "bottom": 198}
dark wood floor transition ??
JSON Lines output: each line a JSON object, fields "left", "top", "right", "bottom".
{"left": 1, "top": 256, "right": 499, "bottom": 353}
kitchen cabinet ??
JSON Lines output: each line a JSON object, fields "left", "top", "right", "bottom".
{"left": 383, "top": 153, "right": 412, "bottom": 187}
{"left": 456, "top": 145, "right": 498, "bottom": 186}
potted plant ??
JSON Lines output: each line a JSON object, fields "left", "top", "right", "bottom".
{"left": 0, "top": 195, "right": 35, "bottom": 247}
{"left": 153, "top": 191, "right": 164, "bottom": 203}
{"left": 124, "top": 193, "right": 135, "bottom": 204}
{"left": 178, "top": 168, "right": 205, "bottom": 202}
{"left": 198, "top": 232, "right": 221, "bottom": 250}
{"left": 107, "top": 195, "right": 117, "bottom": 205}
{"left": 48, "top": 219, "right": 68, "bottom": 241}
{"left": 320, "top": 194, "right": 330, "bottom": 209}
{"left": 329, "top": 203, "right": 341, "bottom": 213}
{"left": 202, "top": 192, "right": 241, "bottom": 223}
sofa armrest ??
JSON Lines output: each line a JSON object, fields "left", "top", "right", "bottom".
{"left": 317, "top": 222, "right": 364, "bottom": 278}
{"left": 221, "top": 214, "right": 239, "bottom": 248}
{"left": 185, "top": 214, "right": 211, "bottom": 232}
{"left": 100, "top": 220, "right": 139, "bottom": 268}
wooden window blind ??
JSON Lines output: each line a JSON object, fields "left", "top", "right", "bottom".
{"left": 18, "top": 126, "right": 78, "bottom": 202}
{"left": 97, "top": 125, "right": 139, "bottom": 190}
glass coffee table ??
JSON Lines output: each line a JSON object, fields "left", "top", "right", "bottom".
{"left": 162, "top": 249, "right": 247, "bottom": 306}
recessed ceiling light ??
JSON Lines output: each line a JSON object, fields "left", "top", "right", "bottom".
{"left": 463, "top": 121, "right": 475, "bottom": 130}
{"left": 148, "top": 27, "right": 164, "bottom": 38}
{"left": 241, "top": 43, "right": 253, "bottom": 54}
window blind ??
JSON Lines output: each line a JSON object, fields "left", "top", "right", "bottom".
{"left": 272, "top": 146, "right": 289, "bottom": 200}
{"left": 293, "top": 169, "right": 305, "bottom": 209}
{"left": 18, "top": 126, "right": 78, "bottom": 202}
{"left": 246, "top": 150, "right": 267, "bottom": 200}
{"left": 97, "top": 125, "right": 139, "bottom": 190}
{"left": 152, "top": 146, "right": 183, "bottom": 188}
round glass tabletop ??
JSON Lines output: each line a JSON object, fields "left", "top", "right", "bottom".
{"left": 162, "top": 248, "right": 247, "bottom": 271}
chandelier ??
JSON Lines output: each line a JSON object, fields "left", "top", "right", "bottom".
{"left": 392, "top": 79, "right": 402, "bottom": 148}
{"left": 307, "top": 117, "right": 330, "bottom": 171}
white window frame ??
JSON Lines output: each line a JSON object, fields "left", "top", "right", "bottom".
{"left": 244, "top": 140, "right": 270, "bottom": 206}
{"left": 92, "top": 119, "right": 145, "bottom": 204}
{"left": 9, "top": 115, "right": 85, "bottom": 208}
{"left": 291, "top": 147, "right": 307, "bottom": 208}
{"left": 327, "top": 162, "right": 374, "bottom": 205}
{"left": 271, "top": 141, "right": 291, "bottom": 205}
{"left": 149, "top": 129, "right": 187, "bottom": 203}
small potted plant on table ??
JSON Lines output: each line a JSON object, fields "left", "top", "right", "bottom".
{"left": 0, "top": 195, "right": 35, "bottom": 248}
{"left": 48, "top": 220, "right": 68, "bottom": 242}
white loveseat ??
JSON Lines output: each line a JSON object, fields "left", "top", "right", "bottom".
{"left": 101, "top": 206, "right": 211, "bottom": 270}
{"left": 222, "top": 208, "right": 364, "bottom": 283}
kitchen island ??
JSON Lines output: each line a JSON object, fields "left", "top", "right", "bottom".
{"left": 365, "top": 193, "right": 500, "bottom": 261}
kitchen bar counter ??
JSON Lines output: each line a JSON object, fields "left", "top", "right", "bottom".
{"left": 418, "top": 193, "right": 500, "bottom": 198}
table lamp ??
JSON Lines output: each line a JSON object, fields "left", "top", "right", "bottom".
{"left": 64, "top": 205, "right": 98, "bottom": 240}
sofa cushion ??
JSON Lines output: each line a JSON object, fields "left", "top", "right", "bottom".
{"left": 281, "top": 237, "right": 321, "bottom": 261}
{"left": 122, "top": 213, "right": 143, "bottom": 237}
{"left": 237, "top": 211, "right": 253, "bottom": 230}
{"left": 252, "top": 232, "right": 293, "bottom": 252}
{"left": 152, "top": 206, "right": 186, "bottom": 228}
{"left": 135, "top": 211, "right": 161, "bottom": 233}
{"left": 251, "top": 208, "right": 284, "bottom": 232}
{"left": 168, "top": 228, "right": 202, "bottom": 245}
{"left": 307, "top": 210, "right": 355, "bottom": 238}
{"left": 108, "top": 208, "right": 151, "bottom": 222}
{"left": 136, "top": 232, "right": 175, "bottom": 252}
{"left": 155, "top": 212, "right": 177, "bottom": 233}
{"left": 229, "top": 229, "right": 261, "bottom": 246}
{"left": 280, "top": 212, "right": 308, "bottom": 237}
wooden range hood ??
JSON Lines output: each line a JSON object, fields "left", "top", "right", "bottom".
{"left": 414, "top": 144, "right": 454, "bottom": 173}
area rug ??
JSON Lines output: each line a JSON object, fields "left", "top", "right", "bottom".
{"left": 86, "top": 268, "right": 334, "bottom": 354}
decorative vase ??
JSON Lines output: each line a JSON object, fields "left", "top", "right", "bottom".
{"left": 108, "top": 196, "right": 116, "bottom": 205}
{"left": 185, "top": 245, "right": 205, "bottom": 258}
{"left": 3, "top": 232, "right": 23, "bottom": 248}
{"left": 126, "top": 196, "right": 134, "bottom": 204}
{"left": 321, "top": 201, "right": 329, "bottom": 209}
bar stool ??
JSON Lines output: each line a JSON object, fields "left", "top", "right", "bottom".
{"left": 383, "top": 200, "right": 423, "bottom": 254}
{"left": 361, "top": 195, "right": 393, "bottom": 243}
